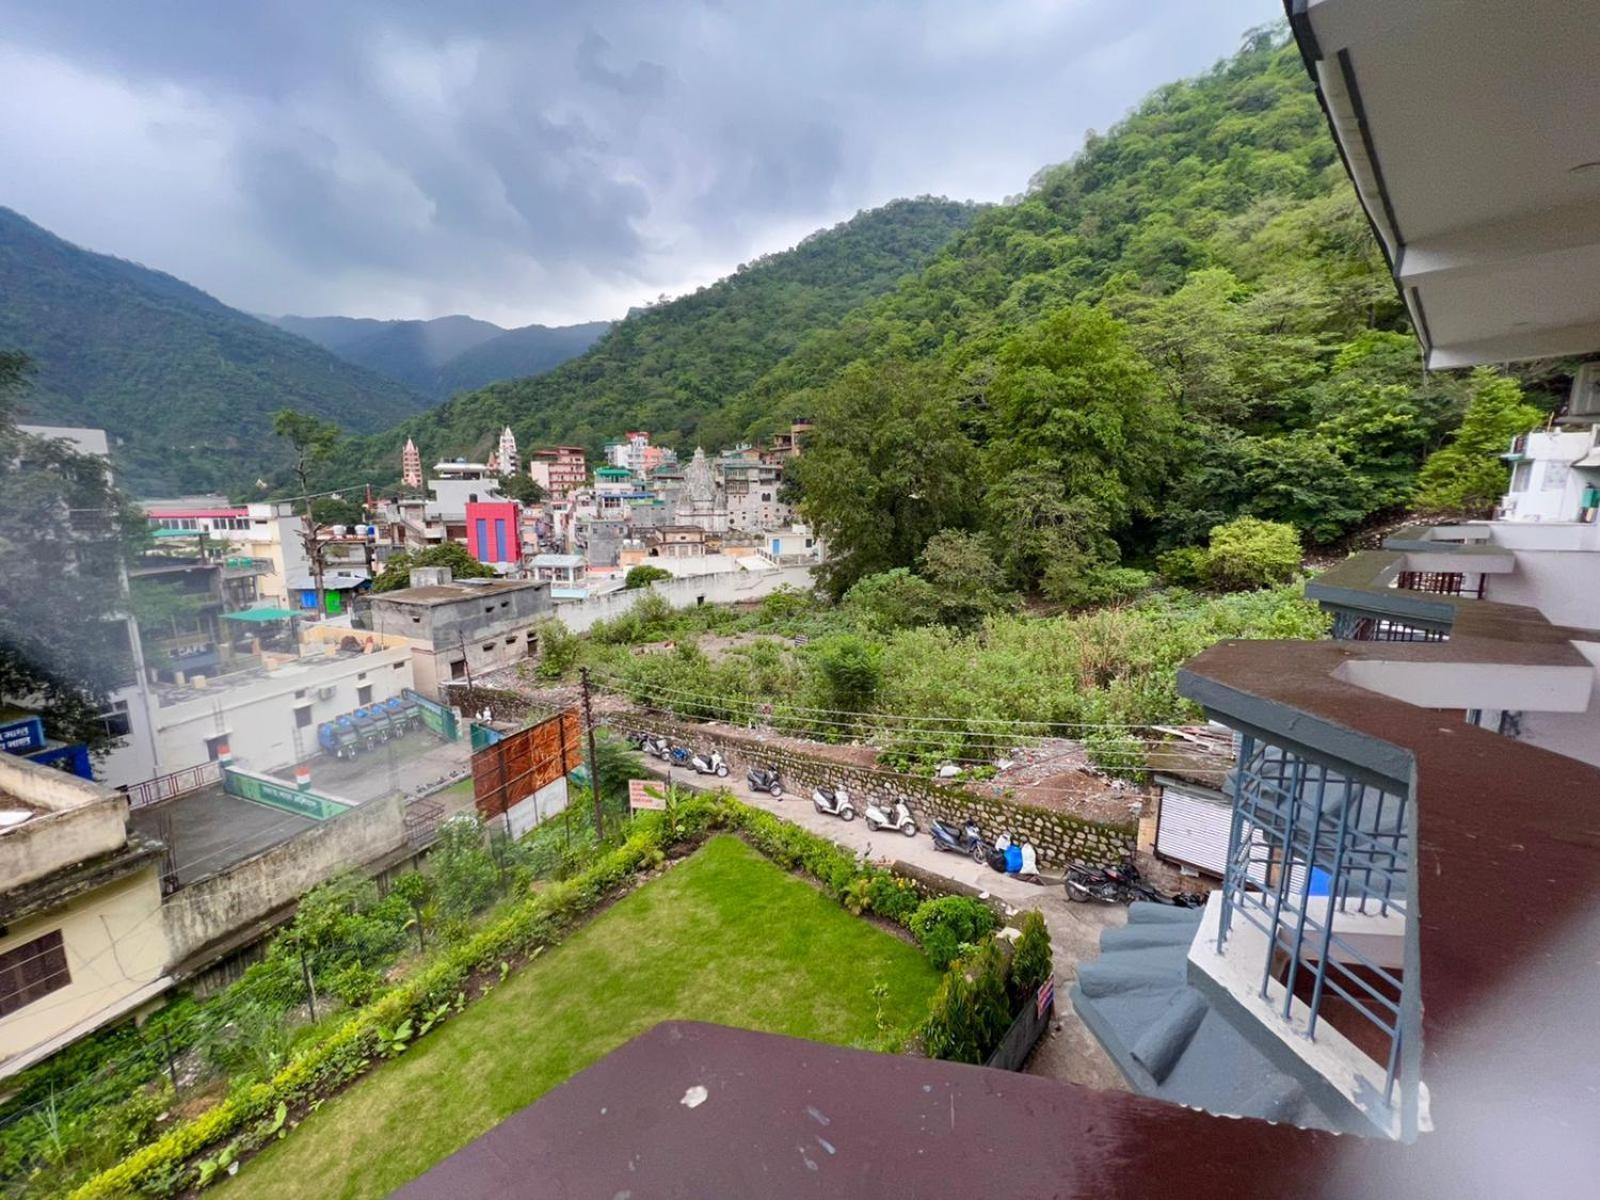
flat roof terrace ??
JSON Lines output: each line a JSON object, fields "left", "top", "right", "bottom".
{"left": 129, "top": 784, "right": 316, "bottom": 888}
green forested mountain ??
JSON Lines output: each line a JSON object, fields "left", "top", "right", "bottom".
{"left": 747, "top": 28, "right": 1563, "bottom": 596}
{"left": 267, "top": 313, "right": 610, "bottom": 399}
{"left": 434, "top": 320, "right": 613, "bottom": 399}
{"left": 328, "top": 197, "right": 981, "bottom": 477}
{"left": 0, "top": 207, "right": 436, "bottom": 495}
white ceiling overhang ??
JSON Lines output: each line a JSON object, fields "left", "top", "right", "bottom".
{"left": 1288, "top": 1, "right": 1600, "bottom": 368}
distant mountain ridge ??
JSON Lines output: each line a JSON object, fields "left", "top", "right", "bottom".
{"left": 265, "top": 313, "right": 611, "bottom": 400}
{"left": 330, "top": 196, "right": 981, "bottom": 481}
{"left": 0, "top": 205, "right": 436, "bottom": 495}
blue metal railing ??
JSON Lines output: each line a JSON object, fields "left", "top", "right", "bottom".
{"left": 1217, "top": 735, "right": 1419, "bottom": 1131}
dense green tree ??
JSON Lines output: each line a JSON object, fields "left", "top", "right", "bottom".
{"left": 372, "top": 542, "right": 496, "bottom": 592}
{"left": 0, "top": 351, "right": 148, "bottom": 751}
{"left": 842, "top": 569, "right": 942, "bottom": 633}
{"left": 497, "top": 473, "right": 547, "bottom": 505}
{"left": 985, "top": 305, "right": 1176, "bottom": 534}
{"left": 918, "top": 530, "right": 1010, "bottom": 629}
{"left": 1414, "top": 369, "right": 1543, "bottom": 512}
{"left": 795, "top": 360, "right": 980, "bottom": 596}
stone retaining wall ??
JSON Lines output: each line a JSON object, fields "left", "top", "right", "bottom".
{"left": 610, "top": 714, "right": 1135, "bottom": 869}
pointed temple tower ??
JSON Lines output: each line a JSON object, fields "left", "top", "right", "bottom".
{"left": 401, "top": 438, "right": 422, "bottom": 488}
{"left": 497, "top": 426, "right": 520, "bottom": 477}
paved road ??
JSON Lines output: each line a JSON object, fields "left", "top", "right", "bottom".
{"left": 641, "top": 759, "right": 1129, "bottom": 1091}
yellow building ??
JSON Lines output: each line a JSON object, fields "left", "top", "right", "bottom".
{"left": 0, "top": 756, "right": 172, "bottom": 1080}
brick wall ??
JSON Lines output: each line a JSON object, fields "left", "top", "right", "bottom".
{"left": 611, "top": 715, "right": 1135, "bottom": 869}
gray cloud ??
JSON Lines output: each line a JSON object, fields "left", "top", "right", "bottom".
{"left": 0, "top": 0, "right": 1279, "bottom": 325}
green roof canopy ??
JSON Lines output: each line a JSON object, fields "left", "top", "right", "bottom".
{"left": 220, "top": 607, "right": 296, "bottom": 622}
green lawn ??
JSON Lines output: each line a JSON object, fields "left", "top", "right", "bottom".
{"left": 219, "top": 835, "right": 938, "bottom": 1199}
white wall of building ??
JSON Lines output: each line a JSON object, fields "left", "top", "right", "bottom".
{"left": 152, "top": 647, "right": 414, "bottom": 773}
{"left": 549, "top": 564, "right": 814, "bottom": 633}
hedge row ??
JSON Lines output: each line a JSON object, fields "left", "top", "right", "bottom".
{"left": 70, "top": 793, "right": 1045, "bottom": 1199}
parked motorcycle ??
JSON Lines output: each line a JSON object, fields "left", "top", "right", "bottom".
{"left": 639, "top": 733, "right": 672, "bottom": 760}
{"left": 865, "top": 796, "right": 918, "bottom": 837}
{"left": 692, "top": 749, "right": 730, "bottom": 777}
{"left": 747, "top": 764, "right": 784, "bottom": 797}
{"left": 1064, "top": 858, "right": 1204, "bottom": 907}
{"left": 666, "top": 745, "right": 694, "bottom": 768}
{"left": 929, "top": 817, "right": 987, "bottom": 862}
{"left": 812, "top": 784, "right": 856, "bottom": 821}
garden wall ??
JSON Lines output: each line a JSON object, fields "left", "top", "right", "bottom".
{"left": 610, "top": 715, "right": 1135, "bottom": 869}
{"left": 161, "top": 793, "right": 410, "bottom": 970}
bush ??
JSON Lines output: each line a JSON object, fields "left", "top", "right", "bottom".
{"left": 865, "top": 872, "right": 921, "bottom": 925}
{"left": 908, "top": 895, "right": 998, "bottom": 971}
{"left": 532, "top": 619, "right": 581, "bottom": 679}
{"left": 920, "top": 937, "right": 1012, "bottom": 1064}
{"left": 1156, "top": 545, "right": 1209, "bottom": 587}
{"left": 1203, "top": 517, "right": 1301, "bottom": 590}
{"left": 1041, "top": 560, "right": 1152, "bottom": 610}
{"left": 623, "top": 564, "right": 672, "bottom": 590}
{"left": 1010, "top": 911, "right": 1052, "bottom": 997}
{"left": 842, "top": 568, "right": 941, "bottom": 633}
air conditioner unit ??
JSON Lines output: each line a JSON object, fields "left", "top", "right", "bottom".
{"left": 1568, "top": 362, "right": 1600, "bottom": 418}
{"left": 316, "top": 686, "right": 337, "bottom": 701}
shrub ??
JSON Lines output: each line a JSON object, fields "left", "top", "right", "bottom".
{"left": 908, "top": 895, "right": 998, "bottom": 971}
{"left": 1156, "top": 545, "right": 1209, "bottom": 587}
{"left": 843, "top": 568, "right": 941, "bottom": 633}
{"left": 1041, "top": 560, "right": 1152, "bottom": 610}
{"left": 920, "top": 937, "right": 1012, "bottom": 1064}
{"left": 1010, "top": 911, "right": 1052, "bottom": 997}
{"left": 1203, "top": 517, "right": 1301, "bottom": 591}
{"left": 866, "top": 873, "right": 921, "bottom": 925}
{"left": 532, "top": 619, "right": 581, "bottom": 679}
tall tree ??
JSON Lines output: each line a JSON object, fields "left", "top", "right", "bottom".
{"left": 0, "top": 351, "right": 147, "bottom": 750}
{"left": 795, "top": 359, "right": 980, "bottom": 596}
{"left": 274, "top": 410, "right": 341, "bottom": 615}
{"left": 1414, "top": 370, "right": 1544, "bottom": 513}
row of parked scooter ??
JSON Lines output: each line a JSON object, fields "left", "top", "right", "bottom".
{"left": 624, "top": 731, "right": 1204, "bottom": 905}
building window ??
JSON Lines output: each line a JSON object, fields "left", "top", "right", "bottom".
{"left": 1, "top": 931, "right": 71, "bottom": 1016}
{"left": 294, "top": 689, "right": 307, "bottom": 700}
{"left": 356, "top": 684, "right": 373, "bottom": 705}
{"left": 99, "top": 701, "right": 132, "bottom": 739}
{"left": 295, "top": 704, "right": 313, "bottom": 729}
{"left": 205, "top": 733, "right": 231, "bottom": 761}
{"left": 482, "top": 642, "right": 494, "bottom": 652}
{"left": 393, "top": 661, "right": 405, "bottom": 671}
{"left": 450, "top": 659, "right": 466, "bottom": 680}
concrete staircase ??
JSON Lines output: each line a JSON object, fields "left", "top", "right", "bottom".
{"left": 1070, "top": 903, "right": 1355, "bottom": 1133}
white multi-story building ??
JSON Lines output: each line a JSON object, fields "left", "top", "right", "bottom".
{"left": 1500, "top": 425, "right": 1600, "bottom": 526}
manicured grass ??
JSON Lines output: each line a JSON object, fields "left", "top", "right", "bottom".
{"left": 218, "top": 835, "right": 938, "bottom": 1199}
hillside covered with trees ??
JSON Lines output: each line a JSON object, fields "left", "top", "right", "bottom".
{"left": 0, "top": 207, "right": 437, "bottom": 495}
{"left": 329, "top": 197, "right": 982, "bottom": 477}
{"left": 757, "top": 28, "right": 1562, "bottom": 599}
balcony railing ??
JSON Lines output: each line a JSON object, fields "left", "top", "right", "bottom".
{"left": 1217, "top": 734, "right": 1419, "bottom": 1133}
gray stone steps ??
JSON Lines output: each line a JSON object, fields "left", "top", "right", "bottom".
{"left": 1070, "top": 906, "right": 1357, "bottom": 1134}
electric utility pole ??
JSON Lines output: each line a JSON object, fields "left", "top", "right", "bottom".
{"left": 580, "top": 667, "right": 603, "bottom": 842}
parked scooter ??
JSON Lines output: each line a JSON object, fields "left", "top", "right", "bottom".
{"left": 930, "top": 816, "right": 987, "bottom": 863}
{"left": 747, "top": 764, "right": 784, "bottom": 797}
{"left": 865, "top": 795, "right": 918, "bottom": 837}
{"left": 692, "top": 748, "right": 730, "bottom": 777}
{"left": 666, "top": 745, "right": 694, "bottom": 768}
{"left": 812, "top": 784, "right": 856, "bottom": 821}
{"left": 639, "top": 733, "right": 672, "bottom": 760}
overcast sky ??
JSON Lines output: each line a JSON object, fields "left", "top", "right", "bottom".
{"left": 0, "top": 1, "right": 1277, "bottom": 327}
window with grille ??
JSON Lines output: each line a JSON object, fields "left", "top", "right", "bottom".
{"left": 0, "top": 931, "right": 71, "bottom": 1016}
